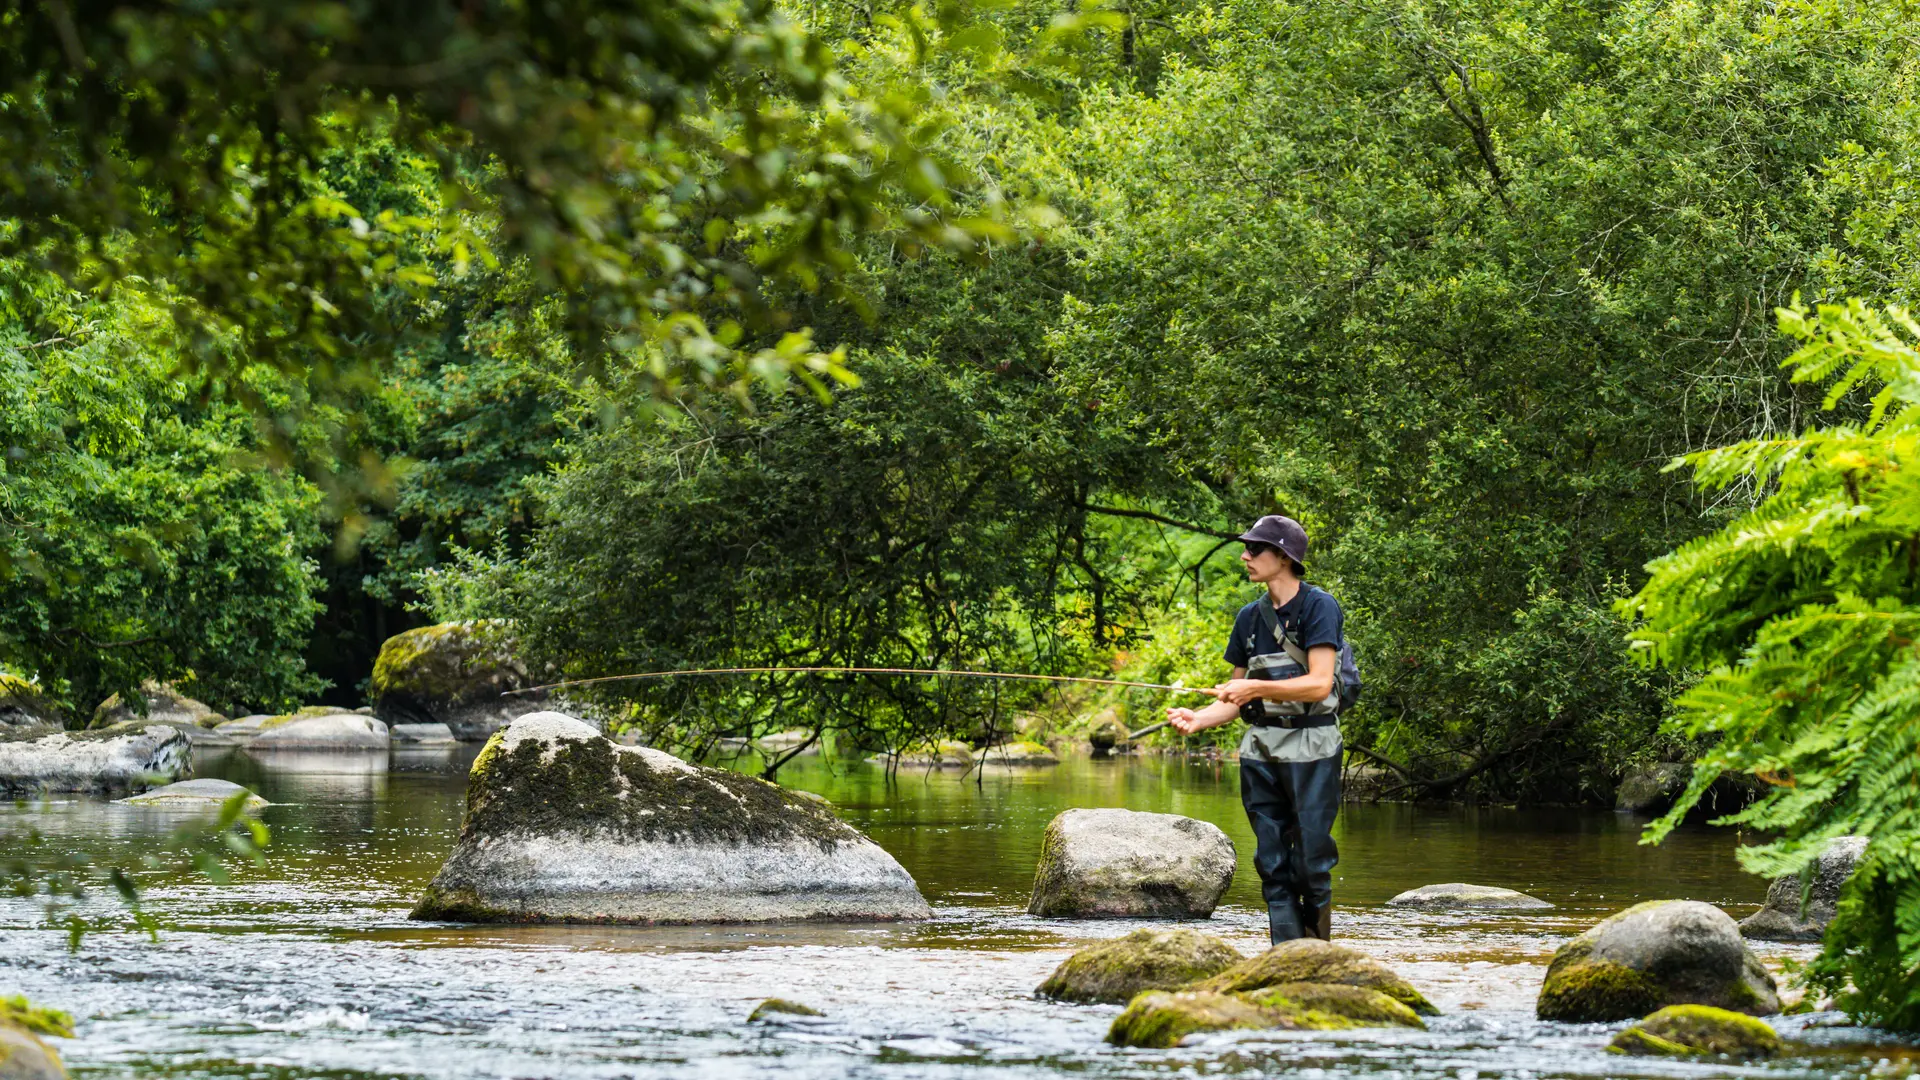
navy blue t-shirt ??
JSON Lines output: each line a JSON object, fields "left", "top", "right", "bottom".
{"left": 1223, "top": 584, "right": 1344, "bottom": 669}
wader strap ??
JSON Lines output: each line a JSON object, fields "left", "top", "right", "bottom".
{"left": 1255, "top": 596, "right": 1342, "bottom": 716}
{"left": 1248, "top": 714, "right": 1339, "bottom": 730}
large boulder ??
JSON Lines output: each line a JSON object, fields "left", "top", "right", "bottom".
{"left": 0, "top": 676, "right": 63, "bottom": 734}
{"left": 371, "top": 620, "right": 542, "bottom": 741}
{"left": 0, "top": 726, "right": 189, "bottom": 798}
{"left": 411, "top": 712, "right": 932, "bottom": 924}
{"left": 981, "top": 740, "right": 1059, "bottom": 766}
{"left": 1387, "top": 883, "right": 1552, "bottom": 910}
{"left": 1105, "top": 984, "right": 1423, "bottom": 1048}
{"left": 1036, "top": 928, "right": 1243, "bottom": 1004}
{"left": 1536, "top": 900, "right": 1779, "bottom": 1021}
{"left": 0, "top": 1026, "right": 65, "bottom": 1080}
{"left": 1191, "top": 938, "right": 1438, "bottom": 1015}
{"left": 1739, "top": 836, "right": 1869, "bottom": 942}
{"left": 90, "top": 681, "right": 221, "bottom": 730}
{"left": 248, "top": 713, "right": 389, "bottom": 751}
{"left": 117, "top": 778, "right": 269, "bottom": 811}
{"left": 1027, "top": 808, "right": 1235, "bottom": 918}
{"left": 1608, "top": 1004, "right": 1784, "bottom": 1058}
{"left": 1615, "top": 763, "right": 1691, "bottom": 814}
{"left": 391, "top": 722, "right": 458, "bottom": 746}
{"left": 1084, "top": 708, "right": 1131, "bottom": 756}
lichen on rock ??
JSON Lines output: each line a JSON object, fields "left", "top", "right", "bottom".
{"left": 90, "top": 681, "right": 221, "bottom": 731}
{"left": 1608, "top": 1004, "right": 1784, "bottom": 1058}
{"left": 1536, "top": 900, "right": 1779, "bottom": 1022}
{"left": 0, "top": 994, "right": 71, "bottom": 1080}
{"left": 412, "top": 712, "right": 931, "bottom": 924}
{"left": 1104, "top": 980, "right": 1421, "bottom": 1048}
{"left": 1036, "top": 928, "right": 1243, "bottom": 1004}
{"left": 1190, "top": 939, "right": 1438, "bottom": 1016}
{"left": 116, "top": 778, "right": 269, "bottom": 811}
{"left": 1241, "top": 982, "right": 1425, "bottom": 1030}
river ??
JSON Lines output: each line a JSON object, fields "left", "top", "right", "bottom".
{"left": 1, "top": 746, "right": 1911, "bottom": 1079}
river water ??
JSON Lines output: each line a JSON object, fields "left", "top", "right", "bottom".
{"left": 1, "top": 746, "right": 1912, "bottom": 1079}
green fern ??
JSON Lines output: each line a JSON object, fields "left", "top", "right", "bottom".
{"left": 1625, "top": 297, "right": 1920, "bottom": 1029}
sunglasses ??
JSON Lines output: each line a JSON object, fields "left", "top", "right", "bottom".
{"left": 1243, "top": 542, "right": 1279, "bottom": 558}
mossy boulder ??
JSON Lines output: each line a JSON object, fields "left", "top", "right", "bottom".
{"left": 116, "top": 778, "right": 269, "bottom": 810}
{"left": 0, "top": 676, "right": 63, "bottom": 733}
{"left": 1536, "top": 900, "right": 1779, "bottom": 1022}
{"left": 1615, "top": 763, "right": 1691, "bottom": 814}
{"left": 1105, "top": 982, "right": 1422, "bottom": 1048}
{"left": 411, "top": 712, "right": 933, "bottom": 924}
{"left": 1027, "top": 808, "right": 1235, "bottom": 918}
{"left": 0, "top": 995, "right": 70, "bottom": 1080}
{"left": 982, "top": 740, "right": 1059, "bottom": 766}
{"left": 1085, "top": 709, "right": 1131, "bottom": 756}
{"left": 371, "top": 620, "right": 542, "bottom": 741}
{"left": 1036, "top": 928, "right": 1243, "bottom": 1003}
{"left": 873, "top": 739, "right": 975, "bottom": 769}
{"left": 0, "top": 726, "right": 190, "bottom": 797}
{"left": 1386, "top": 883, "right": 1552, "bottom": 910}
{"left": 1740, "top": 836, "right": 1867, "bottom": 942}
{"left": 90, "top": 681, "right": 221, "bottom": 730}
{"left": 1191, "top": 938, "right": 1438, "bottom": 1016}
{"left": 1608, "top": 1004, "right": 1784, "bottom": 1058}
{"left": 748, "top": 998, "right": 823, "bottom": 1022}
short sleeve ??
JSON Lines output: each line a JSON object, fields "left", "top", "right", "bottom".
{"left": 1223, "top": 607, "right": 1252, "bottom": 666}
{"left": 1298, "top": 591, "right": 1344, "bottom": 651}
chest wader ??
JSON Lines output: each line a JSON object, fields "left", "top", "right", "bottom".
{"left": 1239, "top": 603, "right": 1342, "bottom": 944}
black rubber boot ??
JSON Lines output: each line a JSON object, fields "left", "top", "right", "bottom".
{"left": 1267, "top": 901, "right": 1307, "bottom": 944}
{"left": 1297, "top": 900, "right": 1332, "bottom": 940}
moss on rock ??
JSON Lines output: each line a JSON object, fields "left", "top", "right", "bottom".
{"left": 1105, "top": 991, "right": 1292, "bottom": 1048}
{"left": 1242, "top": 982, "right": 1425, "bottom": 1030}
{"left": 1608, "top": 1005, "right": 1784, "bottom": 1058}
{"left": 748, "top": 999, "right": 823, "bottom": 1022}
{"left": 371, "top": 620, "right": 523, "bottom": 703}
{"left": 1037, "top": 928, "right": 1243, "bottom": 1004}
{"left": 1536, "top": 900, "right": 1779, "bottom": 1022}
{"left": 1189, "top": 939, "right": 1438, "bottom": 1016}
{"left": 1537, "top": 958, "right": 1666, "bottom": 1022}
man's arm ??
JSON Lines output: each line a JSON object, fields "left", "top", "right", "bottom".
{"left": 1166, "top": 667, "right": 1247, "bottom": 734}
{"left": 1209, "top": 646, "right": 1337, "bottom": 706}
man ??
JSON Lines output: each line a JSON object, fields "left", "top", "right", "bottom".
{"left": 1166, "top": 514, "right": 1345, "bottom": 944}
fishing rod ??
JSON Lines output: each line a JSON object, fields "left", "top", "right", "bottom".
{"left": 503, "top": 665, "right": 1208, "bottom": 740}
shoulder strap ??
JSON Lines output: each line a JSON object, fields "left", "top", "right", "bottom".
{"left": 1254, "top": 596, "right": 1310, "bottom": 668}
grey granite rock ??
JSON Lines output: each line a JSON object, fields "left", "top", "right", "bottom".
{"left": 117, "top": 777, "right": 269, "bottom": 810}
{"left": 1387, "top": 883, "right": 1553, "bottom": 910}
{"left": 1537, "top": 900, "right": 1779, "bottom": 1021}
{"left": 1739, "top": 836, "right": 1868, "bottom": 941}
{"left": 1027, "top": 808, "right": 1235, "bottom": 918}
{"left": 248, "top": 713, "right": 389, "bottom": 751}
{"left": 0, "top": 726, "right": 190, "bottom": 797}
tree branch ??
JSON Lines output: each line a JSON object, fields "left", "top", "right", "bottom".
{"left": 1083, "top": 504, "right": 1240, "bottom": 540}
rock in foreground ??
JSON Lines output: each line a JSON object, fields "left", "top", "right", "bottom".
{"left": 1608, "top": 1004, "right": 1783, "bottom": 1058}
{"left": 747, "top": 999, "right": 823, "bottom": 1022}
{"left": 412, "top": 713, "right": 932, "bottom": 924}
{"left": 0, "top": 1024, "right": 65, "bottom": 1080}
{"left": 1739, "top": 836, "right": 1868, "bottom": 942}
{"left": 117, "top": 778, "right": 268, "bottom": 811}
{"left": 1536, "top": 900, "right": 1779, "bottom": 1021}
{"left": 1027, "top": 808, "right": 1235, "bottom": 918}
{"left": 371, "top": 620, "right": 541, "bottom": 741}
{"left": 1387, "top": 883, "right": 1552, "bottom": 910}
{"left": 0, "top": 727, "right": 189, "bottom": 798}
{"left": 249, "top": 713, "right": 389, "bottom": 751}
{"left": 1105, "top": 983, "right": 1423, "bottom": 1048}
{"left": 1191, "top": 938, "right": 1439, "bottom": 1016}
{"left": 1036, "top": 928, "right": 1243, "bottom": 1004}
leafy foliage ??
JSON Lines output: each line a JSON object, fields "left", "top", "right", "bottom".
{"left": 1626, "top": 299, "right": 1920, "bottom": 1029}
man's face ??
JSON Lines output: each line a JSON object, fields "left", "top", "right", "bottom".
{"left": 1240, "top": 542, "right": 1286, "bottom": 583}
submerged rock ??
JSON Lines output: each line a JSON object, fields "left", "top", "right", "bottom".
{"left": 1027, "top": 808, "right": 1235, "bottom": 919}
{"left": 1536, "top": 900, "right": 1779, "bottom": 1022}
{"left": 1105, "top": 981, "right": 1422, "bottom": 1048}
{"left": 371, "top": 620, "right": 543, "bottom": 741}
{"left": 1036, "top": 928, "right": 1243, "bottom": 1004}
{"left": 0, "top": 726, "right": 189, "bottom": 798}
{"left": 747, "top": 999, "right": 823, "bottom": 1022}
{"left": 1608, "top": 1004, "right": 1784, "bottom": 1058}
{"left": 1386, "top": 883, "right": 1552, "bottom": 910}
{"left": 1740, "top": 836, "right": 1868, "bottom": 942}
{"left": 1191, "top": 938, "right": 1438, "bottom": 1016}
{"left": 249, "top": 713, "right": 389, "bottom": 751}
{"left": 411, "top": 712, "right": 932, "bottom": 924}
{"left": 90, "top": 681, "right": 222, "bottom": 731}
{"left": 116, "top": 778, "right": 268, "bottom": 811}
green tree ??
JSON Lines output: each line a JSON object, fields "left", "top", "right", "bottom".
{"left": 1627, "top": 299, "right": 1920, "bottom": 1030}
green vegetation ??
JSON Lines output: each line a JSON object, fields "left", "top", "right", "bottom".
{"left": 7, "top": 0, "right": 1920, "bottom": 1032}
{"left": 1629, "top": 301, "right": 1920, "bottom": 1029}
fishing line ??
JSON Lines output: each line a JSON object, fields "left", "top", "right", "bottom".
{"left": 506, "top": 665, "right": 1216, "bottom": 699}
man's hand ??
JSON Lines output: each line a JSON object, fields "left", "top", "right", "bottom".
{"left": 1165, "top": 706, "right": 1206, "bottom": 734}
{"left": 1208, "top": 679, "right": 1266, "bottom": 705}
